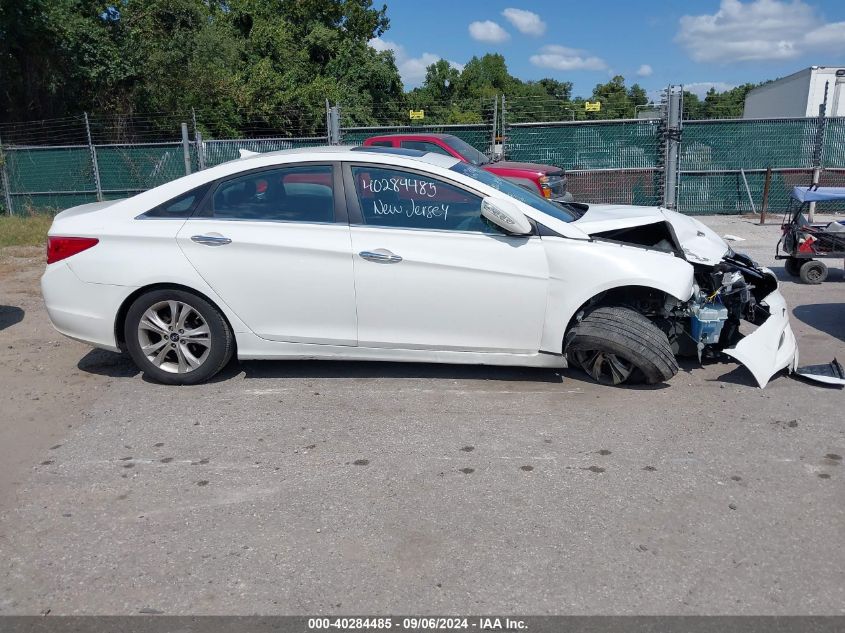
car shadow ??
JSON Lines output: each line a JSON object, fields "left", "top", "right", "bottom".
{"left": 235, "top": 359, "right": 565, "bottom": 383}
{"left": 0, "top": 305, "right": 24, "bottom": 331}
{"left": 792, "top": 303, "right": 845, "bottom": 342}
{"left": 77, "top": 349, "right": 140, "bottom": 378}
{"left": 769, "top": 265, "right": 794, "bottom": 283}
{"left": 75, "top": 350, "right": 567, "bottom": 384}
{"left": 713, "top": 365, "right": 761, "bottom": 387}
{"left": 76, "top": 352, "right": 701, "bottom": 389}
{"left": 558, "top": 366, "right": 671, "bottom": 390}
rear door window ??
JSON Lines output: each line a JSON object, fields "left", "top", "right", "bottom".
{"left": 209, "top": 165, "right": 335, "bottom": 223}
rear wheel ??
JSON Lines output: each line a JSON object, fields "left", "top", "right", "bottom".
{"left": 784, "top": 257, "right": 802, "bottom": 276}
{"left": 124, "top": 289, "right": 234, "bottom": 385}
{"left": 799, "top": 259, "right": 828, "bottom": 284}
{"left": 567, "top": 306, "right": 679, "bottom": 386}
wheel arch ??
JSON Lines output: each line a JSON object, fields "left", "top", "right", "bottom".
{"left": 560, "top": 284, "right": 681, "bottom": 353}
{"left": 114, "top": 283, "right": 237, "bottom": 352}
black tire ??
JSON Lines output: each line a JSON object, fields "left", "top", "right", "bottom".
{"left": 124, "top": 289, "right": 234, "bottom": 385}
{"left": 567, "top": 306, "right": 679, "bottom": 386}
{"left": 784, "top": 257, "right": 802, "bottom": 277}
{"left": 799, "top": 259, "right": 828, "bottom": 284}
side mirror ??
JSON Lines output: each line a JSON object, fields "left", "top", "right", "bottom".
{"left": 481, "top": 197, "right": 532, "bottom": 235}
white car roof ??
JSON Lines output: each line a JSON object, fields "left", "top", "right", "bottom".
{"left": 55, "top": 144, "right": 586, "bottom": 241}
{"left": 233, "top": 145, "right": 461, "bottom": 169}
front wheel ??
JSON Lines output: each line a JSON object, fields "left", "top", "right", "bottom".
{"left": 124, "top": 289, "right": 234, "bottom": 385}
{"left": 567, "top": 306, "right": 679, "bottom": 386}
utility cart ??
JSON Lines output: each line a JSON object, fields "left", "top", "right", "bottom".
{"left": 776, "top": 186, "right": 845, "bottom": 284}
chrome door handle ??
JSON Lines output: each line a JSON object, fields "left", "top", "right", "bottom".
{"left": 191, "top": 235, "right": 232, "bottom": 246}
{"left": 359, "top": 250, "right": 402, "bottom": 264}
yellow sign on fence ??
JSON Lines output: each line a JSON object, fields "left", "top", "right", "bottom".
{"left": 409, "top": 110, "right": 425, "bottom": 120}
{"left": 585, "top": 101, "right": 601, "bottom": 112}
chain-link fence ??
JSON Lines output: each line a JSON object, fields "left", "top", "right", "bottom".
{"left": 0, "top": 109, "right": 328, "bottom": 215}
{"left": 504, "top": 118, "right": 663, "bottom": 206}
{"left": 3, "top": 93, "right": 845, "bottom": 216}
{"left": 501, "top": 93, "right": 845, "bottom": 214}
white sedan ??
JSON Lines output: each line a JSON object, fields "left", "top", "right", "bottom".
{"left": 41, "top": 146, "right": 798, "bottom": 387}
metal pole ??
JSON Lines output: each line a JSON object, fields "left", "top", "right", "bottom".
{"left": 191, "top": 108, "right": 206, "bottom": 170}
{"left": 759, "top": 166, "right": 772, "bottom": 224}
{"left": 740, "top": 168, "right": 756, "bottom": 214}
{"left": 662, "top": 86, "right": 682, "bottom": 210}
{"left": 84, "top": 113, "right": 103, "bottom": 202}
{"left": 326, "top": 99, "right": 331, "bottom": 144}
{"left": 0, "top": 134, "right": 13, "bottom": 215}
{"left": 195, "top": 131, "right": 205, "bottom": 171}
{"left": 181, "top": 122, "right": 192, "bottom": 175}
{"left": 328, "top": 106, "right": 340, "bottom": 145}
{"left": 491, "top": 96, "right": 498, "bottom": 159}
{"left": 809, "top": 83, "right": 829, "bottom": 222}
{"left": 500, "top": 94, "right": 507, "bottom": 159}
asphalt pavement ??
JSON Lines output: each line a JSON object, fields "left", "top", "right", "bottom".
{"left": 0, "top": 215, "right": 842, "bottom": 615}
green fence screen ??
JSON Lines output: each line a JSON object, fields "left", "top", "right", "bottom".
{"left": 4, "top": 117, "right": 845, "bottom": 215}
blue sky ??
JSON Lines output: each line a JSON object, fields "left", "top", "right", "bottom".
{"left": 370, "top": 0, "right": 845, "bottom": 97}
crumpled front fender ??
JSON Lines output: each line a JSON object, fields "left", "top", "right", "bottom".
{"left": 722, "top": 287, "right": 799, "bottom": 388}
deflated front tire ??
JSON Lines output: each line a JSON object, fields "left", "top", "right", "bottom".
{"left": 567, "top": 306, "right": 679, "bottom": 386}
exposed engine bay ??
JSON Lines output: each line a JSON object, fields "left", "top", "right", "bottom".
{"left": 678, "top": 251, "right": 778, "bottom": 358}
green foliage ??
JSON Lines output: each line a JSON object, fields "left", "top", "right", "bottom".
{"left": 0, "top": 1, "right": 764, "bottom": 134}
{"left": 683, "top": 84, "right": 761, "bottom": 119}
{"left": 0, "top": 215, "right": 53, "bottom": 247}
{"left": 0, "top": 0, "right": 401, "bottom": 135}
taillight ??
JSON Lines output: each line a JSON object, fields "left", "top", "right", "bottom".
{"left": 47, "top": 236, "right": 99, "bottom": 264}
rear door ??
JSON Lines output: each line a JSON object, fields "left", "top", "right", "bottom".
{"left": 176, "top": 162, "right": 357, "bottom": 346}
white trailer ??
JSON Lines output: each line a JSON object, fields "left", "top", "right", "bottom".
{"left": 743, "top": 66, "right": 845, "bottom": 118}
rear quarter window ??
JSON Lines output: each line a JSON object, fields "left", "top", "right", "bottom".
{"left": 141, "top": 184, "right": 210, "bottom": 219}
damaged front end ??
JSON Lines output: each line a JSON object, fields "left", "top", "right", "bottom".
{"left": 574, "top": 204, "right": 799, "bottom": 387}
{"left": 676, "top": 252, "right": 798, "bottom": 387}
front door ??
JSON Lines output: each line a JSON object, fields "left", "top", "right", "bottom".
{"left": 345, "top": 163, "right": 549, "bottom": 353}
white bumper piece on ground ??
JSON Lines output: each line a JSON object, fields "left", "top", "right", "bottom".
{"left": 722, "top": 288, "right": 799, "bottom": 388}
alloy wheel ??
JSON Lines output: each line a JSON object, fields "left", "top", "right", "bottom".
{"left": 572, "top": 349, "right": 635, "bottom": 386}
{"left": 137, "top": 300, "right": 211, "bottom": 374}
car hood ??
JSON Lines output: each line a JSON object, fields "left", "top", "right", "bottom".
{"left": 487, "top": 161, "right": 563, "bottom": 175}
{"left": 572, "top": 204, "right": 729, "bottom": 265}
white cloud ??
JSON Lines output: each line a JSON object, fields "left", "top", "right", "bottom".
{"left": 468, "top": 20, "right": 511, "bottom": 43}
{"left": 637, "top": 64, "right": 653, "bottom": 77}
{"left": 369, "top": 38, "right": 463, "bottom": 88}
{"left": 677, "top": 0, "right": 845, "bottom": 63}
{"left": 529, "top": 45, "right": 607, "bottom": 71}
{"left": 502, "top": 8, "right": 546, "bottom": 36}
{"left": 684, "top": 81, "right": 736, "bottom": 97}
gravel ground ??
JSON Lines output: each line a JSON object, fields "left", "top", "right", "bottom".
{"left": 0, "top": 215, "right": 842, "bottom": 615}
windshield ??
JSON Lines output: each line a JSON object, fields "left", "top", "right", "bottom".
{"left": 450, "top": 162, "right": 577, "bottom": 223}
{"left": 442, "top": 136, "right": 491, "bottom": 166}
